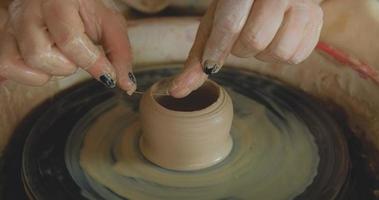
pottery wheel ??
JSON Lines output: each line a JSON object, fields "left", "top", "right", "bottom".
{"left": 21, "top": 67, "right": 349, "bottom": 200}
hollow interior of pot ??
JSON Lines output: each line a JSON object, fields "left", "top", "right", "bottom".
{"left": 154, "top": 81, "right": 220, "bottom": 112}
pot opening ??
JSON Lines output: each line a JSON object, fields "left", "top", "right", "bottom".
{"left": 155, "top": 81, "right": 220, "bottom": 112}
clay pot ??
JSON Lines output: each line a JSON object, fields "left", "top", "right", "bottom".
{"left": 139, "top": 80, "right": 233, "bottom": 171}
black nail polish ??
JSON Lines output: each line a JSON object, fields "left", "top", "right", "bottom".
{"left": 203, "top": 60, "right": 220, "bottom": 75}
{"left": 128, "top": 72, "right": 136, "bottom": 84}
{"left": 99, "top": 74, "right": 116, "bottom": 88}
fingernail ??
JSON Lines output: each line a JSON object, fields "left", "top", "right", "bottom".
{"left": 170, "top": 86, "right": 191, "bottom": 98}
{"left": 183, "top": 88, "right": 192, "bottom": 97}
{"left": 203, "top": 60, "right": 221, "bottom": 75}
{"left": 168, "top": 77, "right": 179, "bottom": 93}
{"left": 99, "top": 73, "right": 116, "bottom": 88}
{"left": 170, "top": 82, "right": 178, "bottom": 92}
{"left": 126, "top": 87, "right": 136, "bottom": 96}
{"left": 289, "top": 54, "right": 304, "bottom": 65}
{"left": 169, "top": 82, "right": 182, "bottom": 95}
{"left": 178, "top": 88, "right": 191, "bottom": 98}
{"left": 128, "top": 72, "right": 136, "bottom": 84}
{"left": 125, "top": 72, "right": 137, "bottom": 96}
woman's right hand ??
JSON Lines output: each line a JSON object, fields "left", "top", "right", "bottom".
{"left": 0, "top": 0, "right": 136, "bottom": 95}
{"left": 169, "top": 0, "right": 324, "bottom": 98}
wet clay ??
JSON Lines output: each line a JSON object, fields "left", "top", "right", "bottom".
{"left": 79, "top": 89, "right": 319, "bottom": 199}
{"left": 139, "top": 80, "right": 233, "bottom": 170}
{"left": 155, "top": 81, "right": 219, "bottom": 111}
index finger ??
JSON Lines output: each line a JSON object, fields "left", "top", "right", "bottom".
{"left": 202, "top": 0, "right": 253, "bottom": 74}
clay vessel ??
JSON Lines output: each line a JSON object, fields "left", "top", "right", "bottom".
{"left": 139, "top": 80, "right": 233, "bottom": 171}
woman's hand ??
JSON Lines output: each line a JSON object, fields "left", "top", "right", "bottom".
{"left": 170, "top": 0, "right": 323, "bottom": 98}
{"left": 0, "top": 0, "right": 136, "bottom": 95}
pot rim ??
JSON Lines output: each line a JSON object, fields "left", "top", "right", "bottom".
{"left": 148, "top": 80, "right": 227, "bottom": 118}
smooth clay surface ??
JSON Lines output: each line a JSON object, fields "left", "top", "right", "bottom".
{"left": 79, "top": 88, "right": 319, "bottom": 200}
{"left": 139, "top": 80, "right": 233, "bottom": 171}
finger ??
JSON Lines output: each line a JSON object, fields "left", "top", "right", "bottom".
{"left": 170, "top": 0, "right": 253, "bottom": 98}
{"left": 100, "top": 10, "right": 136, "bottom": 95}
{"left": 169, "top": 0, "right": 218, "bottom": 98}
{"left": 42, "top": 0, "right": 116, "bottom": 88}
{"left": 256, "top": 2, "right": 312, "bottom": 63}
{"left": 231, "top": 0, "right": 287, "bottom": 57}
{"left": 202, "top": 0, "right": 253, "bottom": 74}
{"left": 13, "top": 1, "right": 76, "bottom": 76}
{"left": 0, "top": 31, "right": 50, "bottom": 86}
{"left": 290, "top": 6, "right": 323, "bottom": 64}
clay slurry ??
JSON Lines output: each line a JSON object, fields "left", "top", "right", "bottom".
{"left": 155, "top": 81, "right": 220, "bottom": 112}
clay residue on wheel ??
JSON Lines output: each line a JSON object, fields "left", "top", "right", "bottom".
{"left": 79, "top": 89, "right": 319, "bottom": 200}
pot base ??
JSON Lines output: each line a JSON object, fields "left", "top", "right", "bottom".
{"left": 6, "top": 67, "right": 352, "bottom": 199}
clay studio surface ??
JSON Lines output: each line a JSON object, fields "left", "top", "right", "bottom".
{"left": 1, "top": 0, "right": 379, "bottom": 199}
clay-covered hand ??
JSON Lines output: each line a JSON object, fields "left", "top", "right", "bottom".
{"left": 170, "top": 0, "right": 323, "bottom": 98}
{"left": 0, "top": 0, "right": 136, "bottom": 95}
